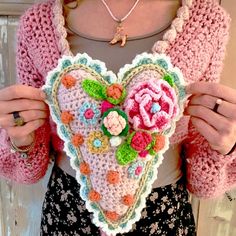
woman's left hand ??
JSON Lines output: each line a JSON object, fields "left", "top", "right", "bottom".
{"left": 185, "top": 82, "right": 236, "bottom": 155}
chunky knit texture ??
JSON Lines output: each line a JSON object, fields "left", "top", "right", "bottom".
{"left": 0, "top": 0, "right": 235, "bottom": 199}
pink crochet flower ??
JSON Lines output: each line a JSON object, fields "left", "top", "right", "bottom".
{"left": 103, "top": 110, "right": 127, "bottom": 136}
{"left": 125, "top": 79, "right": 179, "bottom": 132}
{"left": 139, "top": 150, "right": 149, "bottom": 158}
{"left": 130, "top": 131, "right": 152, "bottom": 152}
{"left": 101, "top": 101, "right": 114, "bottom": 114}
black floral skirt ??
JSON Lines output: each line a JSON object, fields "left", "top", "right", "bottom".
{"left": 40, "top": 165, "right": 196, "bottom": 236}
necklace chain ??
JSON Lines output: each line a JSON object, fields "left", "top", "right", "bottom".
{"left": 101, "top": 0, "right": 140, "bottom": 23}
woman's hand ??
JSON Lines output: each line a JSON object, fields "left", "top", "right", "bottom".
{"left": 0, "top": 85, "right": 48, "bottom": 147}
{"left": 185, "top": 82, "right": 236, "bottom": 155}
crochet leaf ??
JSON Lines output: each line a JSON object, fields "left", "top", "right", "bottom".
{"left": 162, "top": 74, "right": 174, "bottom": 87}
{"left": 82, "top": 79, "right": 107, "bottom": 100}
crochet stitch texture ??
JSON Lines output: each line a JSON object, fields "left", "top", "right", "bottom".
{"left": 0, "top": 0, "right": 235, "bottom": 199}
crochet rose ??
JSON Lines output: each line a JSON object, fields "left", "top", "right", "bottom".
{"left": 129, "top": 131, "right": 152, "bottom": 152}
{"left": 107, "top": 84, "right": 123, "bottom": 100}
{"left": 104, "top": 111, "right": 125, "bottom": 135}
{"left": 102, "top": 108, "right": 129, "bottom": 137}
{"left": 106, "top": 84, "right": 127, "bottom": 105}
{"left": 125, "top": 79, "right": 179, "bottom": 132}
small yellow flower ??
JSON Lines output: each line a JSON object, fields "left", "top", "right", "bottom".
{"left": 87, "top": 131, "right": 109, "bottom": 154}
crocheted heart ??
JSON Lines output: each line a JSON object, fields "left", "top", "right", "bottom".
{"left": 42, "top": 52, "right": 186, "bottom": 235}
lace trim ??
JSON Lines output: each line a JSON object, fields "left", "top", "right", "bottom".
{"left": 52, "top": 0, "right": 194, "bottom": 56}
{"left": 53, "top": 0, "right": 73, "bottom": 56}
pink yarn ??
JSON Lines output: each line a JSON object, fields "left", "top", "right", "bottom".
{"left": 103, "top": 111, "right": 126, "bottom": 136}
{"left": 125, "top": 79, "right": 178, "bottom": 132}
{"left": 130, "top": 132, "right": 152, "bottom": 152}
{"left": 101, "top": 101, "right": 114, "bottom": 114}
{"left": 163, "top": 28, "right": 177, "bottom": 42}
{"left": 172, "top": 18, "right": 184, "bottom": 33}
{"left": 152, "top": 41, "right": 169, "bottom": 54}
{"left": 139, "top": 150, "right": 149, "bottom": 158}
{"left": 84, "top": 109, "right": 95, "bottom": 119}
{"left": 135, "top": 166, "right": 143, "bottom": 176}
{"left": 177, "top": 5, "right": 190, "bottom": 20}
{"left": 0, "top": 0, "right": 235, "bottom": 201}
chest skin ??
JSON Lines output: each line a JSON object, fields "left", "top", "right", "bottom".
{"left": 65, "top": 0, "right": 181, "bottom": 40}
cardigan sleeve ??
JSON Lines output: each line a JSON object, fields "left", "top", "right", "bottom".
{"left": 183, "top": 4, "right": 236, "bottom": 198}
{"left": 0, "top": 9, "right": 51, "bottom": 184}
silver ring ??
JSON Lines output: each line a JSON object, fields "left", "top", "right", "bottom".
{"left": 13, "top": 111, "right": 25, "bottom": 126}
{"left": 213, "top": 98, "right": 223, "bottom": 113}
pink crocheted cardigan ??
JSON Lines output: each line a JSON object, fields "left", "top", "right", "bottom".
{"left": 0, "top": 0, "right": 235, "bottom": 198}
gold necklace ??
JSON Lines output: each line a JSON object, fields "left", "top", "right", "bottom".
{"left": 101, "top": 0, "right": 141, "bottom": 47}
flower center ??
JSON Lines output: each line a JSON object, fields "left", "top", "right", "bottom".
{"left": 84, "top": 108, "right": 95, "bottom": 119}
{"left": 93, "top": 138, "right": 102, "bottom": 148}
{"left": 135, "top": 166, "right": 143, "bottom": 175}
{"left": 151, "top": 102, "right": 161, "bottom": 113}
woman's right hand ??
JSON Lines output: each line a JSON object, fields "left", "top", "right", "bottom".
{"left": 0, "top": 85, "right": 49, "bottom": 147}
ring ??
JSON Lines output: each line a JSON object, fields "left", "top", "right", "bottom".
{"left": 213, "top": 98, "right": 223, "bottom": 113}
{"left": 13, "top": 111, "right": 25, "bottom": 126}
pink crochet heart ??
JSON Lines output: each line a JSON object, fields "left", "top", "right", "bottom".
{"left": 43, "top": 52, "right": 186, "bottom": 235}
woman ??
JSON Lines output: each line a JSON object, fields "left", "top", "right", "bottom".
{"left": 0, "top": 0, "right": 236, "bottom": 235}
